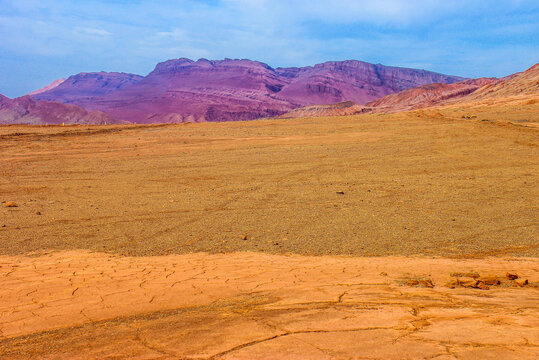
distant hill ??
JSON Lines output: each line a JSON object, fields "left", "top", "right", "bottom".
{"left": 0, "top": 95, "right": 123, "bottom": 125}
{"left": 31, "top": 58, "right": 464, "bottom": 123}
{"left": 364, "top": 78, "right": 496, "bottom": 112}
{"left": 278, "top": 101, "right": 370, "bottom": 118}
{"left": 366, "top": 63, "right": 538, "bottom": 113}
{"left": 32, "top": 72, "right": 144, "bottom": 102}
{"left": 466, "top": 64, "right": 539, "bottom": 100}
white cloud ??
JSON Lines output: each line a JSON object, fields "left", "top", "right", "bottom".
{"left": 156, "top": 28, "right": 188, "bottom": 39}
{"left": 74, "top": 26, "right": 112, "bottom": 36}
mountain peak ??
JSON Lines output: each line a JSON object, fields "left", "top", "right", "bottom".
{"left": 151, "top": 57, "right": 273, "bottom": 76}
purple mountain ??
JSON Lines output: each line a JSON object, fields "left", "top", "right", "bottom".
{"left": 31, "top": 58, "right": 465, "bottom": 123}
{"left": 0, "top": 94, "right": 124, "bottom": 125}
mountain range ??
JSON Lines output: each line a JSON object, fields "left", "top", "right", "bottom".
{"left": 281, "top": 63, "right": 538, "bottom": 118}
{"left": 0, "top": 58, "right": 465, "bottom": 124}
{"left": 3, "top": 58, "right": 536, "bottom": 125}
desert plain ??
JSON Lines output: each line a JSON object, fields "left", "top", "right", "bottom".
{"left": 1, "top": 105, "right": 538, "bottom": 359}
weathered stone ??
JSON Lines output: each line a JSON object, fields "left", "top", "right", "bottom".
{"left": 514, "top": 279, "right": 528, "bottom": 287}
{"left": 457, "top": 277, "right": 477, "bottom": 288}
{"left": 480, "top": 276, "right": 500, "bottom": 286}
{"left": 420, "top": 279, "right": 435, "bottom": 288}
{"left": 475, "top": 281, "right": 490, "bottom": 290}
{"left": 506, "top": 273, "right": 519, "bottom": 280}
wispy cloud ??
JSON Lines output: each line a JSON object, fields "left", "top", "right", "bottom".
{"left": 0, "top": 0, "right": 538, "bottom": 97}
{"left": 156, "top": 29, "right": 187, "bottom": 39}
{"left": 74, "top": 26, "right": 112, "bottom": 36}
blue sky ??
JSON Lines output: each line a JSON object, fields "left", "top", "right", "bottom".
{"left": 0, "top": 0, "right": 538, "bottom": 97}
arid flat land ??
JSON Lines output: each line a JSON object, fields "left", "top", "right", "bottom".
{"left": 1, "top": 111, "right": 537, "bottom": 257}
{"left": 1, "top": 110, "right": 538, "bottom": 358}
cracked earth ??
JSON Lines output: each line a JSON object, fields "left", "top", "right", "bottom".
{"left": 1, "top": 251, "right": 538, "bottom": 359}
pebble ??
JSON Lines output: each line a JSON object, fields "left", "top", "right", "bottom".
{"left": 420, "top": 279, "right": 435, "bottom": 288}
{"left": 456, "top": 278, "right": 477, "bottom": 288}
{"left": 480, "top": 276, "right": 500, "bottom": 286}
{"left": 5, "top": 202, "right": 18, "bottom": 208}
{"left": 506, "top": 273, "right": 519, "bottom": 280}
{"left": 475, "top": 281, "right": 490, "bottom": 290}
{"left": 514, "top": 279, "right": 528, "bottom": 287}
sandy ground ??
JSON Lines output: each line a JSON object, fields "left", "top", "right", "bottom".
{"left": 0, "top": 112, "right": 538, "bottom": 358}
{"left": 1, "top": 251, "right": 538, "bottom": 359}
{"left": 1, "top": 114, "right": 537, "bottom": 257}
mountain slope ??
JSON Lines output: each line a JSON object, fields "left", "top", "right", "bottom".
{"left": 31, "top": 58, "right": 464, "bottom": 123}
{"left": 278, "top": 101, "right": 370, "bottom": 118}
{"left": 27, "top": 78, "right": 66, "bottom": 96}
{"left": 0, "top": 95, "right": 123, "bottom": 125}
{"left": 466, "top": 63, "right": 539, "bottom": 100}
{"left": 364, "top": 63, "right": 538, "bottom": 113}
{"left": 366, "top": 78, "right": 496, "bottom": 112}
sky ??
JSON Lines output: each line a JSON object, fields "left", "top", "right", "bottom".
{"left": 0, "top": 0, "right": 538, "bottom": 97}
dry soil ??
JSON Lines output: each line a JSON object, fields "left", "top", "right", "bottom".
{"left": 1, "top": 111, "right": 538, "bottom": 359}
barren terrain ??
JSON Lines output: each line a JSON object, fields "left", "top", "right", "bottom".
{"left": 1, "top": 110, "right": 537, "bottom": 257}
{"left": 1, "top": 251, "right": 538, "bottom": 359}
{"left": 1, "top": 109, "right": 538, "bottom": 358}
